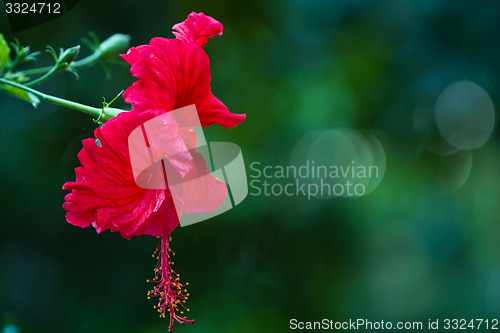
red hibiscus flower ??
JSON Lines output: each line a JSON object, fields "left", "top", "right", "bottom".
{"left": 63, "top": 12, "right": 244, "bottom": 331}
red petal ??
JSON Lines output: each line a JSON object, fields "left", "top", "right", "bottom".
{"left": 197, "top": 91, "right": 246, "bottom": 128}
{"left": 122, "top": 38, "right": 211, "bottom": 112}
{"left": 172, "top": 12, "right": 223, "bottom": 48}
{"left": 62, "top": 111, "right": 174, "bottom": 238}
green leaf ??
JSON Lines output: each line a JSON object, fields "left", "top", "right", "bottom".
{"left": 1, "top": 84, "right": 41, "bottom": 108}
{"left": 0, "top": 33, "right": 11, "bottom": 69}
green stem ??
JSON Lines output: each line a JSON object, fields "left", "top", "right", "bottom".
{"left": 25, "top": 64, "right": 61, "bottom": 87}
{"left": 22, "top": 65, "right": 54, "bottom": 76}
{"left": 22, "top": 50, "right": 103, "bottom": 76}
{"left": 0, "top": 78, "right": 124, "bottom": 121}
{"left": 71, "top": 50, "right": 102, "bottom": 68}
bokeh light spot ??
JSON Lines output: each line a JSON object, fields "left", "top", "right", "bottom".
{"left": 291, "top": 129, "right": 386, "bottom": 198}
{"left": 435, "top": 80, "right": 495, "bottom": 150}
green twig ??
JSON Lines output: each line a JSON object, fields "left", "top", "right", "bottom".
{"left": 0, "top": 78, "right": 124, "bottom": 121}
{"left": 21, "top": 50, "right": 102, "bottom": 76}
{"left": 25, "top": 64, "right": 61, "bottom": 87}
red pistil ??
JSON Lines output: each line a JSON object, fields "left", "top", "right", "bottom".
{"left": 147, "top": 235, "right": 193, "bottom": 331}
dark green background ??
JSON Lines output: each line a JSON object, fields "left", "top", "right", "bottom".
{"left": 1, "top": 0, "right": 500, "bottom": 332}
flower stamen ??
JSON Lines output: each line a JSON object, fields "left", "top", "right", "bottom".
{"left": 147, "top": 235, "right": 194, "bottom": 331}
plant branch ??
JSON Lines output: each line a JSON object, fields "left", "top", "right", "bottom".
{"left": 0, "top": 78, "right": 125, "bottom": 121}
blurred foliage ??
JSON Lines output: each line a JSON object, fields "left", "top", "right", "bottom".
{"left": 1, "top": 0, "right": 500, "bottom": 332}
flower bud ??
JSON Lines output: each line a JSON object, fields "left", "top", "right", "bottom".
{"left": 98, "top": 34, "right": 131, "bottom": 56}
{"left": 58, "top": 45, "right": 80, "bottom": 65}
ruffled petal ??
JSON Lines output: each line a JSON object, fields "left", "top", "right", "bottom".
{"left": 121, "top": 37, "right": 245, "bottom": 129}
{"left": 197, "top": 91, "right": 246, "bottom": 128}
{"left": 63, "top": 108, "right": 230, "bottom": 239}
{"left": 62, "top": 111, "right": 174, "bottom": 238}
{"left": 172, "top": 12, "right": 223, "bottom": 48}
{"left": 122, "top": 38, "right": 211, "bottom": 112}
